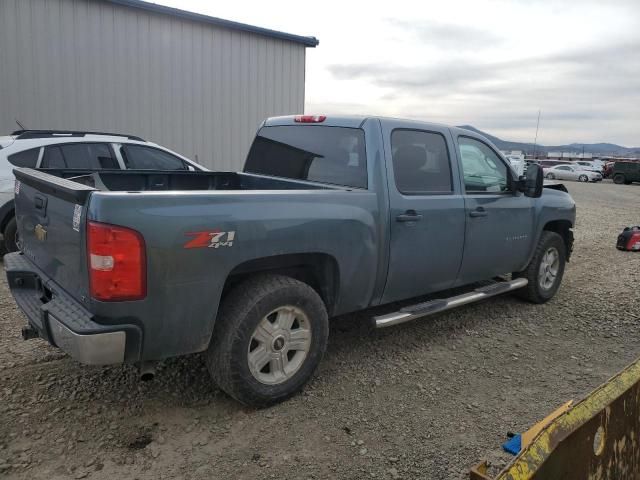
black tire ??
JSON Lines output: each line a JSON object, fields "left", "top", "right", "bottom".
{"left": 613, "top": 174, "right": 625, "bottom": 185}
{"left": 2, "top": 217, "right": 18, "bottom": 253}
{"left": 545, "top": 173, "right": 555, "bottom": 180}
{"left": 205, "top": 274, "right": 329, "bottom": 407}
{"left": 578, "top": 174, "right": 588, "bottom": 182}
{"left": 514, "top": 231, "right": 566, "bottom": 304}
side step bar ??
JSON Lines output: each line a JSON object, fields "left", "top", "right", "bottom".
{"left": 373, "top": 278, "right": 528, "bottom": 328}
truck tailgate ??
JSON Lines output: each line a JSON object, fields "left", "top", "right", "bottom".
{"left": 13, "top": 168, "right": 96, "bottom": 301}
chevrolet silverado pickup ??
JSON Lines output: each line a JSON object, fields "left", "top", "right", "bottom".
{"left": 5, "top": 115, "right": 576, "bottom": 406}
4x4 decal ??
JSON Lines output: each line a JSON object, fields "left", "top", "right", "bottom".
{"left": 184, "top": 230, "right": 235, "bottom": 249}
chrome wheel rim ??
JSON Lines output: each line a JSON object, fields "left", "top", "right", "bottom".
{"left": 538, "top": 247, "right": 560, "bottom": 290}
{"left": 247, "top": 306, "right": 312, "bottom": 385}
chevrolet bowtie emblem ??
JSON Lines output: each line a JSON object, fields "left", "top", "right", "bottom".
{"left": 34, "top": 224, "right": 47, "bottom": 242}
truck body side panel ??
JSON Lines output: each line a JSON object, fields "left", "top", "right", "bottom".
{"left": 87, "top": 189, "right": 379, "bottom": 360}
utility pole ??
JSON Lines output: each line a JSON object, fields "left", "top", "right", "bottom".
{"left": 532, "top": 110, "right": 541, "bottom": 159}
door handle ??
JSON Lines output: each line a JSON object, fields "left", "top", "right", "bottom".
{"left": 396, "top": 210, "right": 423, "bottom": 222}
{"left": 469, "top": 207, "right": 487, "bottom": 218}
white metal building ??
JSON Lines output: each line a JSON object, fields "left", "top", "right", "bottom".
{"left": 0, "top": 0, "right": 318, "bottom": 170}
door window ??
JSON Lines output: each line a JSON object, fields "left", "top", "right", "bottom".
{"left": 557, "top": 166, "right": 571, "bottom": 171}
{"left": 120, "top": 145, "right": 187, "bottom": 170}
{"left": 391, "top": 129, "right": 452, "bottom": 194}
{"left": 458, "top": 137, "right": 510, "bottom": 193}
{"left": 41, "top": 143, "right": 118, "bottom": 169}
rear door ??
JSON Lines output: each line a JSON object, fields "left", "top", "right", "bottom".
{"left": 455, "top": 136, "right": 535, "bottom": 284}
{"left": 381, "top": 125, "right": 466, "bottom": 303}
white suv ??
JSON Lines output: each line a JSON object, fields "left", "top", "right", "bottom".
{"left": 0, "top": 130, "right": 206, "bottom": 253}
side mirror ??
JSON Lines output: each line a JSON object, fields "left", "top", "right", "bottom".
{"left": 517, "top": 163, "right": 543, "bottom": 198}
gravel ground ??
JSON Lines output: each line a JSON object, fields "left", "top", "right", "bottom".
{"left": 1, "top": 180, "right": 639, "bottom": 480}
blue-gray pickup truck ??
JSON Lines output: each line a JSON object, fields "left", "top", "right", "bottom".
{"left": 5, "top": 115, "right": 576, "bottom": 406}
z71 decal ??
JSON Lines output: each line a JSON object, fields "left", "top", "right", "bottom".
{"left": 184, "top": 230, "right": 236, "bottom": 249}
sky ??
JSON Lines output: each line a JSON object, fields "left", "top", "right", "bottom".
{"left": 156, "top": 0, "right": 639, "bottom": 146}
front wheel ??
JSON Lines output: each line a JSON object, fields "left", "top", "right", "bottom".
{"left": 545, "top": 173, "right": 555, "bottom": 180}
{"left": 514, "top": 231, "right": 566, "bottom": 304}
{"left": 613, "top": 174, "right": 625, "bottom": 185}
{"left": 578, "top": 174, "right": 588, "bottom": 182}
{"left": 205, "top": 275, "right": 329, "bottom": 407}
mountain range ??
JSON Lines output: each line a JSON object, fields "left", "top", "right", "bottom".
{"left": 457, "top": 125, "right": 640, "bottom": 157}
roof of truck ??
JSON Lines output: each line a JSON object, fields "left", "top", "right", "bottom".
{"left": 264, "top": 115, "right": 454, "bottom": 131}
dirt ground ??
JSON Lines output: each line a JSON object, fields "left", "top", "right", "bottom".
{"left": 1, "top": 180, "right": 639, "bottom": 480}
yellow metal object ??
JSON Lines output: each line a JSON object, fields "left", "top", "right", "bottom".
{"left": 471, "top": 357, "right": 640, "bottom": 479}
{"left": 520, "top": 400, "right": 573, "bottom": 448}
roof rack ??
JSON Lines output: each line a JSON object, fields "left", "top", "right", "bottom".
{"left": 11, "top": 130, "right": 145, "bottom": 141}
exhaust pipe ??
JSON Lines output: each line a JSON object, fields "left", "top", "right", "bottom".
{"left": 139, "top": 361, "right": 156, "bottom": 382}
{"left": 21, "top": 325, "right": 39, "bottom": 340}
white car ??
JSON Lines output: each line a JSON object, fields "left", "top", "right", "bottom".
{"left": 0, "top": 129, "right": 207, "bottom": 253}
{"left": 575, "top": 160, "right": 603, "bottom": 173}
{"left": 543, "top": 164, "right": 602, "bottom": 183}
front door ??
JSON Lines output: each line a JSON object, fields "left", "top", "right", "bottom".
{"left": 381, "top": 126, "right": 466, "bottom": 303}
{"left": 455, "top": 136, "right": 535, "bottom": 285}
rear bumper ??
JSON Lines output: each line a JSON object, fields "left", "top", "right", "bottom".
{"left": 4, "top": 252, "right": 141, "bottom": 365}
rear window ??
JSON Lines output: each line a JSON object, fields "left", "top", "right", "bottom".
{"left": 41, "top": 143, "right": 118, "bottom": 169}
{"left": 244, "top": 126, "right": 367, "bottom": 188}
{"left": 8, "top": 148, "right": 40, "bottom": 168}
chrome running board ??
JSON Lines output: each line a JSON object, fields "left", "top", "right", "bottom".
{"left": 373, "top": 278, "right": 528, "bottom": 328}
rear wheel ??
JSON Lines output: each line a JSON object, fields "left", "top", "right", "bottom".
{"left": 578, "top": 174, "right": 588, "bottom": 182}
{"left": 545, "top": 173, "right": 555, "bottom": 180}
{"left": 514, "top": 231, "right": 566, "bottom": 304}
{"left": 205, "top": 275, "right": 329, "bottom": 407}
{"left": 613, "top": 174, "right": 625, "bottom": 184}
{"left": 2, "top": 217, "right": 18, "bottom": 253}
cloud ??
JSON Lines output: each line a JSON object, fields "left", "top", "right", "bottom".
{"left": 387, "top": 19, "right": 504, "bottom": 50}
{"left": 325, "top": 41, "right": 640, "bottom": 145}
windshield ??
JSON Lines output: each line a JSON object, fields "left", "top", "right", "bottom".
{"left": 245, "top": 126, "right": 367, "bottom": 188}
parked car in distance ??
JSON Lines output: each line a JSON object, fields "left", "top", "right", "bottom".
{"left": 6, "top": 115, "right": 576, "bottom": 407}
{"left": 504, "top": 154, "right": 526, "bottom": 177}
{"left": 0, "top": 130, "right": 206, "bottom": 252}
{"left": 543, "top": 164, "right": 602, "bottom": 182}
{"left": 575, "top": 161, "right": 604, "bottom": 174}
{"left": 612, "top": 162, "right": 640, "bottom": 185}
{"left": 603, "top": 161, "right": 616, "bottom": 178}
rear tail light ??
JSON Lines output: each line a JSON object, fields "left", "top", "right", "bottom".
{"left": 294, "top": 115, "right": 326, "bottom": 123}
{"left": 87, "top": 221, "right": 146, "bottom": 301}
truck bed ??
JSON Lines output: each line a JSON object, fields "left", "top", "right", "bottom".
{"left": 36, "top": 169, "right": 343, "bottom": 192}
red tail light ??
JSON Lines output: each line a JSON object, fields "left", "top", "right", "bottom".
{"left": 87, "top": 221, "right": 146, "bottom": 301}
{"left": 294, "top": 115, "right": 326, "bottom": 123}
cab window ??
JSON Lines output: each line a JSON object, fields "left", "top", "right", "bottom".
{"left": 458, "top": 137, "right": 510, "bottom": 193}
{"left": 391, "top": 129, "right": 452, "bottom": 194}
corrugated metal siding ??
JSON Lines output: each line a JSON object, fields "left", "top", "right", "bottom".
{"left": 0, "top": 0, "right": 306, "bottom": 170}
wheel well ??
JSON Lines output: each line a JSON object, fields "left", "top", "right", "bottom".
{"left": 0, "top": 209, "right": 14, "bottom": 233}
{"left": 543, "top": 220, "right": 574, "bottom": 261}
{"left": 221, "top": 253, "right": 340, "bottom": 315}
